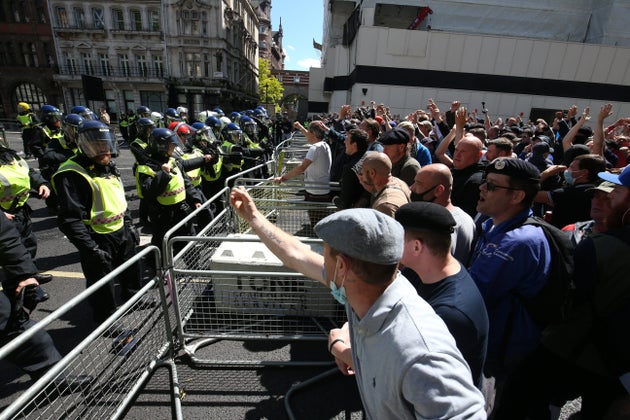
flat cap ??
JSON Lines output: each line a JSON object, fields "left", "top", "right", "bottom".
{"left": 484, "top": 157, "right": 540, "bottom": 182}
{"left": 532, "top": 142, "right": 553, "bottom": 155}
{"left": 599, "top": 165, "right": 630, "bottom": 187}
{"left": 379, "top": 128, "right": 409, "bottom": 145}
{"left": 586, "top": 181, "right": 615, "bottom": 195}
{"left": 533, "top": 134, "right": 551, "bottom": 144}
{"left": 314, "top": 208, "right": 404, "bottom": 265}
{"left": 395, "top": 202, "right": 456, "bottom": 235}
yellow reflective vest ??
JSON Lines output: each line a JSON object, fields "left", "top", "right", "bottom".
{"left": 136, "top": 157, "right": 186, "bottom": 205}
{"left": 53, "top": 159, "right": 127, "bottom": 234}
{"left": 0, "top": 157, "right": 31, "bottom": 211}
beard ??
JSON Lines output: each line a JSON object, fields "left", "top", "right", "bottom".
{"left": 606, "top": 202, "right": 630, "bottom": 230}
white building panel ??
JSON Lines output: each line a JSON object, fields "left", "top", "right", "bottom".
{"left": 510, "top": 39, "right": 535, "bottom": 78}
{"left": 607, "top": 49, "right": 630, "bottom": 85}
{"left": 592, "top": 47, "right": 617, "bottom": 83}
{"left": 461, "top": 37, "right": 483, "bottom": 75}
{"left": 527, "top": 42, "right": 551, "bottom": 79}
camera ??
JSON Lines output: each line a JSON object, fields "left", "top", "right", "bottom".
{"left": 482, "top": 102, "right": 488, "bottom": 114}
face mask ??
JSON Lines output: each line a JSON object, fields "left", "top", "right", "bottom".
{"left": 329, "top": 259, "right": 348, "bottom": 305}
{"left": 563, "top": 170, "right": 576, "bottom": 185}
{"left": 410, "top": 185, "right": 438, "bottom": 202}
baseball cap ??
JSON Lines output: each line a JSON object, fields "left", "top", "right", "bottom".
{"left": 598, "top": 165, "right": 630, "bottom": 187}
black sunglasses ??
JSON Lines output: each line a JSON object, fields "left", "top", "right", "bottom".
{"left": 481, "top": 179, "right": 521, "bottom": 192}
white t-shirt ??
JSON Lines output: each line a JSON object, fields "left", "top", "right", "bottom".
{"left": 304, "top": 140, "right": 332, "bottom": 194}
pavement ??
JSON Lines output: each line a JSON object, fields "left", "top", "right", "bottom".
{"left": 0, "top": 130, "right": 581, "bottom": 419}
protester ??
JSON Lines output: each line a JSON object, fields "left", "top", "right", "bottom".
{"left": 229, "top": 187, "right": 486, "bottom": 418}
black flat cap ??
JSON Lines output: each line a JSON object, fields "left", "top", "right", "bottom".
{"left": 395, "top": 202, "right": 456, "bottom": 235}
{"left": 484, "top": 157, "right": 540, "bottom": 182}
{"left": 379, "top": 128, "right": 409, "bottom": 145}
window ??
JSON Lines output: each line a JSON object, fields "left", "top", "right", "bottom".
{"left": 112, "top": 8, "right": 124, "bottom": 30}
{"left": 35, "top": 0, "right": 46, "bottom": 23}
{"left": 81, "top": 52, "right": 94, "bottom": 75}
{"left": 64, "top": 52, "right": 77, "bottom": 74}
{"left": 92, "top": 8, "right": 104, "bottom": 29}
{"left": 99, "top": 54, "right": 111, "bottom": 76}
{"left": 185, "top": 53, "right": 201, "bottom": 77}
{"left": 73, "top": 7, "right": 85, "bottom": 28}
{"left": 149, "top": 10, "right": 160, "bottom": 31}
{"left": 56, "top": 7, "right": 68, "bottom": 27}
{"left": 201, "top": 11, "right": 207, "bottom": 36}
{"left": 203, "top": 53, "right": 210, "bottom": 77}
{"left": 294, "top": 76, "right": 300, "bottom": 83}
{"left": 152, "top": 55, "right": 163, "bottom": 78}
{"left": 14, "top": 83, "right": 47, "bottom": 110}
{"left": 136, "top": 54, "right": 148, "bottom": 77}
{"left": 180, "top": 8, "right": 201, "bottom": 35}
{"left": 260, "top": 25, "right": 268, "bottom": 34}
{"left": 130, "top": 9, "right": 142, "bottom": 31}
{"left": 23, "top": 43, "right": 38, "bottom": 67}
{"left": 119, "top": 54, "right": 130, "bottom": 77}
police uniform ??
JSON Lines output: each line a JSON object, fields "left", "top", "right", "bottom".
{"left": 52, "top": 154, "right": 141, "bottom": 324}
{"left": 136, "top": 154, "right": 203, "bottom": 250}
{"left": 16, "top": 110, "right": 39, "bottom": 158}
{"left": 0, "top": 147, "right": 49, "bottom": 258}
{"left": 0, "top": 212, "right": 62, "bottom": 378}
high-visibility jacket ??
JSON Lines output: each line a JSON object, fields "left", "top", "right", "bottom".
{"left": 136, "top": 157, "right": 186, "bottom": 205}
{"left": 0, "top": 157, "right": 31, "bottom": 211}
{"left": 53, "top": 159, "right": 127, "bottom": 234}
{"left": 181, "top": 148, "right": 205, "bottom": 187}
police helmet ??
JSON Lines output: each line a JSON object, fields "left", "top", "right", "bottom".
{"left": 213, "top": 107, "right": 225, "bottom": 117}
{"left": 17, "top": 102, "right": 30, "bottom": 114}
{"left": 77, "top": 120, "right": 118, "bottom": 160}
{"left": 62, "top": 113, "right": 85, "bottom": 148}
{"left": 239, "top": 116, "right": 258, "bottom": 138}
{"left": 136, "top": 105, "right": 151, "bottom": 118}
{"left": 135, "top": 117, "right": 155, "bottom": 141}
{"left": 222, "top": 122, "right": 242, "bottom": 144}
{"left": 149, "top": 128, "right": 180, "bottom": 156}
{"left": 40, "top": 105, "right": 63, "bottom": 127}
{"left": 70, "top": 105, "right": 97, "bottom": 121}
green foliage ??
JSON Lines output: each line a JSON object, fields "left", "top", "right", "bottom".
{"left": 258, "top": 58, "right": 284, "bottom": 107}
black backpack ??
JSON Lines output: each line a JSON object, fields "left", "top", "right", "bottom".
{"left": 515, "top": 216, "right": 576, "bottom": 326}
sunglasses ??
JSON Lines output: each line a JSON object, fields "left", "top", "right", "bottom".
{"left": 481, "top": 179, "right": 521, "bottom": 192}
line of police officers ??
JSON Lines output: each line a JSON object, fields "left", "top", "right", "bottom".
{"left": 4, "top": 102, "right": 273, "bottom": 377}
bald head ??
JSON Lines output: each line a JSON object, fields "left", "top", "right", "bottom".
{"left": 412, "top": 163, "right": 453, "bottom": 206}
{"left": 362, "top": 151, "right": 392, "bottom": 177}
{"left": 453, "top": 136, "right": 484, "bottom": 170}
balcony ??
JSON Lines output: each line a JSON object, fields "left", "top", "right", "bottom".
{"left": 56, "top": 64, "right": 165, "bottom": 81}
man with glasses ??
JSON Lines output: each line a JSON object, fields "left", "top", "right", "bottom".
{"left": 467, "top": 157, "right": 552, "bottom": 415}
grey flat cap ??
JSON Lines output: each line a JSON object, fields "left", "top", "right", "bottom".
{"left": 314, "top": 208, "right": 404, "bottom": 265}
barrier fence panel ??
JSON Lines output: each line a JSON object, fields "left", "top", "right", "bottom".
{"left": 0, "top": 246, "right": 183, "bottom": 420}
{"left": 164, "top": 175, "right": 345, "bottom": 367}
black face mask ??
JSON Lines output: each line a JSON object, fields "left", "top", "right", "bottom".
{"left": 410, "top": 185, "right": 438, "bottom": 202}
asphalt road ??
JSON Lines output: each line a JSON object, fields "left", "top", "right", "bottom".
{"left": 0, "top": 129, "right": 581, "bottom": 419}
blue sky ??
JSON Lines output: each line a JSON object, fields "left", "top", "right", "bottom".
{"left": 270, "top": 0, "right": 323, "bottom": 70}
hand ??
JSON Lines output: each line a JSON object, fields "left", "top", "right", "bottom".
{"left": 38, "top": 185, "right": 50, "bottom": 199}
{"left": 579, "top": 107, "right": 591, "bottom": 122}
{"left": 4, "top": 211, "right": 14, "bottom": 221}
{"left": 161, "top": 163, "right": 172, "bottom": 173}
{"left": 328, "top": 324, "right": 353, "bottom": 375}
{"left": 455, "top": 107, "right": 467, "bottom": 127}
{"left": 292, "top": 121, "right": 302, "bottom": 129}
{"left": 567, "top": 105, "right": 578, "bottom": 118}
{"left": 195, "top": 202, "right": 202, "bottom": 209}
{"left": 450, "top": 100, "right": 461, "bottom": 112}
{"left": 15, "top": 277, "right": 39, "bottom": 296}
{"left": 127, "top": 224, "right": 140, "bottom": 246}
{"left": 598, "top": 104, "right": 613, "bottom": 123}
{"left": 92, "top": 247, "right": 111, "bottom": 265}
{"left": 229, "top": 186, "right": 259, "bottom": 223}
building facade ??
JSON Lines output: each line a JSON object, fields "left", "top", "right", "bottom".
{"left": 251, "top": 0, "right": 284, "bottom": 70}
{"left": 0, "top": 0, "right": 260, "bottom": 123}
{"left": 310, "top": 0, "right": 630, "bottom": 122}
{"left": 0, "top": 1, "right": 61, "bottom": 123}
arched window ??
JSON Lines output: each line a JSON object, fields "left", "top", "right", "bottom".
{"left": 13, "top": 83, "right": 47, "bottom": 112}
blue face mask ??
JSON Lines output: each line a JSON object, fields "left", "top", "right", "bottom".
{"left": 563, "top": 170, "right": 575, "bottom": 185}
{"left": 328, "top": 259, "right": 348, "bottom": 305}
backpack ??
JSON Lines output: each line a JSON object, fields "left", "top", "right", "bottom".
{"left": 515, "top": 216, "right": 576, "bottom": 326}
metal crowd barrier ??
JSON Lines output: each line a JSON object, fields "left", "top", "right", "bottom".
{"left": 0, "top": 246, "right": 183, "bottom": 420}
{"left": 162, "top": 164, "right": 344, "bottom": 366}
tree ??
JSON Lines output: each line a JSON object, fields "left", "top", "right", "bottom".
{"left": 258, "top": 58, "right": 284, "bottom": 112}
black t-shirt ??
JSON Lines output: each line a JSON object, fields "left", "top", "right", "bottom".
{"left": 549, "top": 183, "right": 594, "bottom": 229}
{"left": 402, "top": 264, "right": 489, "bottom": 387}
{"left": 451, "top": 163, "right": 485, "bottom": 218}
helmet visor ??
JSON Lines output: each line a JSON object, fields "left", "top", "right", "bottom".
{"left": 78, "top": 127, "right": 118, "bottom": 158}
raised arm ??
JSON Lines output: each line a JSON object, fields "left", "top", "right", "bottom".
{"left": 562, "top": 107, "right": 590, "bottom": 152}
{"left": 593, "top": 103, "right": 613, "bottom": 157}
{"left": 229, "top": 186, "right": 325, "bottom": 283}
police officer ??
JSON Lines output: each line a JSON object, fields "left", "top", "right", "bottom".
{"left": 118, "top": 109, "right": 136, "bottom": 144}
{"left": 52, "top": 121, "right": 142, "bottom": 330}
{"left": 0, "top": 145, "right": 51, "bottom": 262}
{"left": 221, "top": 122, "right": 245, "bottom": 183}
{"left": 33, "top": 105, "right": 63, "bottom": 159}
{"left": 193, "top": 123, "right": 226, "bottom": 213}
{"left": 40, "top": 113, "right": 83, "bottom": 213}
{"left": 16, "top": 102, "right": 39, "bottom": 159}
{"left": 130, "top": 117, "right": 155, "bottom": 226}
{"left": 136, "top": 128, "right": 203, "bottom": 251}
